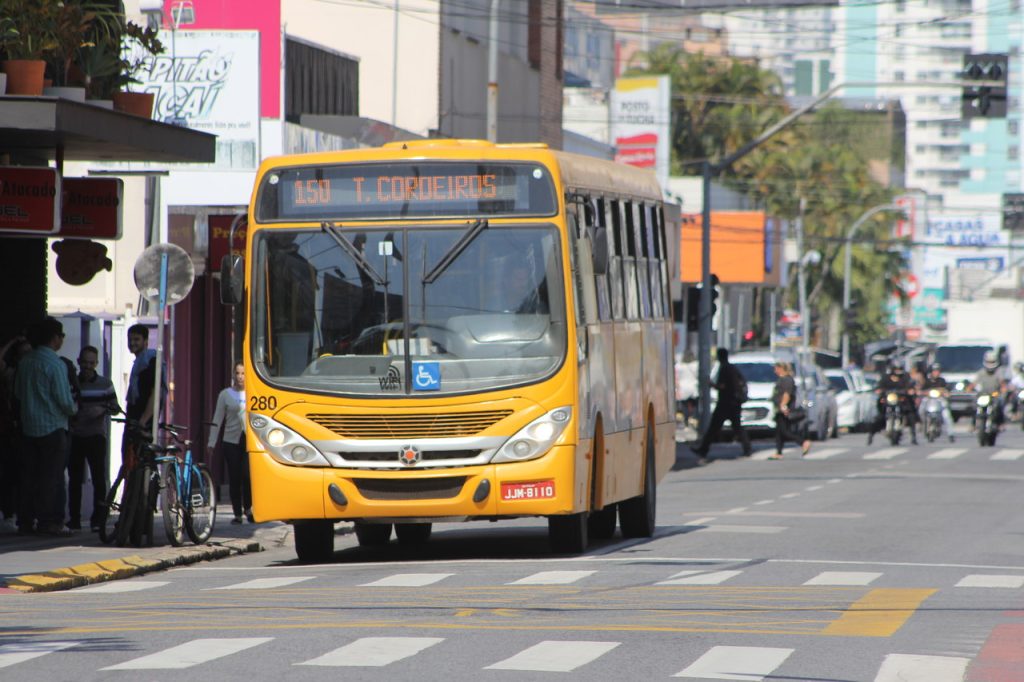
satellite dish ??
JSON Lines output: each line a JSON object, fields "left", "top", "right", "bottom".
{"left": 134, "top": 243, "right": 195, "bottom": 305}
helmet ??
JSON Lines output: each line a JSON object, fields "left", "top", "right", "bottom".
{"left": 929, "top": 363, "right": 941, "bottom": 373}
{"left": 888, "top": 358, "right": 902, "bottom": 372}
{"left": 1015, "top": 362, "right": 1024, "bottom": 373}
{"left": 983, "top": 350, "right": 999, "bottom": 369}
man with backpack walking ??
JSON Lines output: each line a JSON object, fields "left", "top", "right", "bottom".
{"left": 691, "top": 348, "right": 752, "bottom": 461}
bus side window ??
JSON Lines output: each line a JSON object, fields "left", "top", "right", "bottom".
{"left": 567, "top": 199, "right": 598, "bottom": 326}
{"left": 643, "top": 203, "right": 661, "bottom": 318}
{"left": 622, "top": 201, "right": 640, "bottom": 321}
{"left": 593, "top": 197, "right": 611, "bottom": 321}
{"left": 635, "top": 202, "right": 652, "bottom": 320}
{"left": 657, "top": 205, "right": 670, "bottom": 318}
{"left": 608, "top": 199, "right": 625, "bottom": 320}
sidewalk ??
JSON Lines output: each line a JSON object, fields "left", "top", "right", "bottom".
{"left": 0, "top": 503, "right": 293, "bottom": 594}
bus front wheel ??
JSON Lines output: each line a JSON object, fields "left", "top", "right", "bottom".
{"left": 395, "top": 522, "right": 432, "bottom": 544}
{"left": 294, "top": 520, "right": 335, "bottom": 563}
{"left": 548, "top": 512, "right": 588, "bottom": 554}
{"left": 619, "top": 425, "right": 657, "bottom": 538}
{"left": 354, "top": 522, "right": 393, "bottom": 547}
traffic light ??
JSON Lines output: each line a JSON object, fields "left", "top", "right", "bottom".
{"left": 962, "top": 53, "right": 1008, "bottom": 119}
{"left": 1004, "top": 193, "right": 1024, "bottom": 232}
{"left": 710, "top": 273, "right": 720, "bottom": 318}
{"left": 844, "top": 301, "right": 860, "bottom": 332}
{"left": 686, "top": 287, "right": 700, "bottom": 332}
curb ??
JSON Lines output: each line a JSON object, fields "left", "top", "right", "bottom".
{"left": 2, "top": 536, "right": 268, "bottom": 594}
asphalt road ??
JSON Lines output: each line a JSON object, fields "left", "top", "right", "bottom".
{"left": 3, "top": 422, "right": 1024, "bottom": 681}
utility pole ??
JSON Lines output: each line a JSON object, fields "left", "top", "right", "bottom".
{"left": 796, "top": 197, "right": 808, "bottom": 363}
{"left": 486, "top": 0, "right": 500, "bottom": 142}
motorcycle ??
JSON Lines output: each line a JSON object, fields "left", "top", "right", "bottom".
{"left": 975, "top": 391, "right": 1001, "bottom": 447}
{"left": 884, "top": 391, "right": 906, "bottom": 446}
{"left": 922, "top": 389, "right": 945, "bottom": 443}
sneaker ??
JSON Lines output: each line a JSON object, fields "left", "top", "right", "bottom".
{"left": 867, "top": 432, "right": 874, "bottom": 446}
{"left": 768, "top": 453, "right": 783, "bottom": 460}
{"left": 38, "top": 523, "right": 73, "bottom": 537}
{"left": 231, "top": 516, "right": 243, "bottom": 525}
{"left": 801, "top": 440, "right": 811, "bottom": 456}
{"left": 245, "top": 510, "right": 255, "bottom": 523}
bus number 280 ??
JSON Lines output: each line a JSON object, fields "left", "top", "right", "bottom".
{"left": 250, "top": 395, "right": 278, "bottom": 411}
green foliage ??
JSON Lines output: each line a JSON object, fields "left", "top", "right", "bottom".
{"left": 0, "top": 0, "right": 59, "bottom": 61}
{"left": 627, "top": 48, "right": 905, "bottom": 351}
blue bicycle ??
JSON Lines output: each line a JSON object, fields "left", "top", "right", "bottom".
{"left": 158, "top": 422, "right": 217, "bottom": 545}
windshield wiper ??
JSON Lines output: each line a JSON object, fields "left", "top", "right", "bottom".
{"left": 423, "top": 219, "right": 488, "bottom": 284}
{"left": 321, "top": 221, "right": 385, "bottom": 286}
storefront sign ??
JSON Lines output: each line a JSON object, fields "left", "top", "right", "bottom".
{"left": 59, "top": 178, "right": 123, "bottom": 239}
{"left": 0, "top": 167, "right": 60, "bottom": 235}
{"left": 610, "top": 76, "right": 670, "bottom": 187}
{"left": 208, "top": 214, "right": 247, "bottom": 266}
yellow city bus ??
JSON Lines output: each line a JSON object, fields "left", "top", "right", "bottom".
{"left": 232, "top": 139, "right": 675, "bottom": 562}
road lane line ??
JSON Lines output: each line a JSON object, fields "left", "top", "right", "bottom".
{"left": 864, "top": 448, "right": 906, "bottom": 460}
{"left": 753, "top": 500, "right": 774, "bottom": 505}
{"left": 508, "top": 571, "right": 596, "bottom": 585}
{"left": 298, "top": 637, "right": 443, "bottom": 667}
{"left": 207, "top": 577, "right": 315, "bottom": 590}
{"left": 72, "top": 581, "right": 169, "bottom": 593}
{"left": 485, "top": 641, "right": 620, "bottom": 672}
{"left": 805, "top": 485, "right": 824, "bottom": 491}
{"left": 696, "top": 525, "right": 787, "bottom": 534}
{"left": 0, "top": 642, "right": 78, "bottom": 669}
{"left": 927, "top": 448, "right": 966, "bottom": 459}
{"left": 804, "top": 572, "right": 882, "bottom": 586}
{"left": 102, "top": 638, "right": 272, "bottom": 670}
{"left": 361, "top": 573, "right": 453, "bottom": 587}
{"left": 823, "top": 589, "right": 936, "bottom": 637}
{"left": 990, "top": 448, "right": 1024, "bottom": 461}
{"left": 657, "top": 570, "right": 743, "bottom": 585}
{"left": 780, "top": 493, "right": 800, "bottom": 499}
{"left": 803, "top": 448, "right": 845, "bottom": 460}
{"left": 956, "top": 575, "right": 1024, "bottom": 588}
{"left": 674, "top": 646, "right": 793, "bottom": 680}
{"left": 873, "top": 653, "right": 969, "bottom": 681}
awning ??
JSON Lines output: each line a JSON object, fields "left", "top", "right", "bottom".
{"left": 0, "top": 96, "right": 216, "bottom": 163}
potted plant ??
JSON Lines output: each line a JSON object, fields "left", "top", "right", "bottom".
{"left": 42, "top": 0, "right": 97, "bottom": 100}
{"left": 0, "top": 0, "right": 58, "bottom": 96}
{"left": 111, "top": 21, "right": 164, "bottom": 117}
{"left": 75, "top": 2, "right": 130, "bottom": 107}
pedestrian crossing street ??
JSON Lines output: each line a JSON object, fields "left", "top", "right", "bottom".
{"left": 0, "top": 635, "right": 978, "bottom": 679}
{"left": 751, "top": 445, "right": 1024, "bottom": 461}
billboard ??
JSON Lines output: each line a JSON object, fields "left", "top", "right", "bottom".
{"left": 679, "top": 211, "right": 773, "bottom": 285}
{"left": 596, "top": 0, "right": 838, "bottom": 10}
{"left": 610, "top": 76, "right": 671, "bottom": 188}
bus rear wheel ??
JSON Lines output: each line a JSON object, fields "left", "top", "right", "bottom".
{"left": 354, "top": 522, "right": 393, "bottom": 547}
{"left": 620, "top": 425, "right": 656, "bottom": 538}
{"left": 294, "top": 520, "right": 334, "bottom": 563}
{"left": 548, "top": 512, "right": 588, "bottom": 554}
{"left": 395, "top": 522, "right": 432, "bottom": 545}
{"left": 588, "top": 505, "right": 617, "bottom": 540}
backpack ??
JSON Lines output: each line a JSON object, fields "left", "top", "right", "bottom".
{"left": 733, "top": 366, "right": 749, "bottom": 404}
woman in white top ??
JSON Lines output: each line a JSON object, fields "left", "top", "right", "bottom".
{"left": 208, "top": 363, "right": 250, "bottom": 523}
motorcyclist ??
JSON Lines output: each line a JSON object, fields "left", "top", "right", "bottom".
{"left": 919, "top": 362, "right": 955, "bottom": 443}
{"left": 1008, "top": 362, "right": 1024, "bottom": 422}
{"left": 969, "top": 350, "right": 1007, "bottom": 430}
{"left": 868, "top": 358, "right": 918, "bottom": 445}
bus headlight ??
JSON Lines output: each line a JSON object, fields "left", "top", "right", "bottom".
{"left": 492, "top": 407, "right": 572, "bottom": 463}
{"left": 249, "top": 414, "right": 329, "bottom": 467}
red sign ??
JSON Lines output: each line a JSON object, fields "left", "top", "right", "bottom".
{"left": 615, "top": 132, "right": 657, "bottom": 168}
{"left": 208, "top": 214, "right": 247, "bottom": 266}
{"left": 500, "top": 480, "right": 556, "bottom": 501}
{"left": 894, "top": 195, "right": 916, "bottom": 239}
{"left": 59, "top": 178, "right": 123, "bottom": 240}
{"left": 0, "top": 167, "right": 60, "bottom": 235}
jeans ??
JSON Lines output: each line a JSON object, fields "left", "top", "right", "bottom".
{"left": 222, "top": 437, "right": 252, "bottom": 517}
{"left": 18, "top": 429, "right": 68, "bottom": 529}
{"left": 68, "top": 434, "right": 108, "bottom": 528}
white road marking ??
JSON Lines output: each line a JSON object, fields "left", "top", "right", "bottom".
{"left": 72, "top": 581, "right": 168, "bottom": 593}
{"left": 697, "top": 525, "right": 786, "bottom": 534}
{"left": 780, "top": 493, "right": 800, "bottom": 499}
{"left": 864, "top": 448, "right": 906, "bottom": 460}
{"left": 803, "top": 571, "right": 882, "bottom": 586}
{"left": 927, "top": 448, "right": 966, "bottom": 459}
{"left": 486, "top": 640, "right": 620, "bottom": 672}
{"left": 361, "top": 573, "right": 453, "bottom": 587}
{"left": 693, "top": 511, "right": 863, "bottom": 519}
{"left": 675, "top": 646, "right": 794, "bottom": 680}
{"left": 805, "top": 485, "right": 824, "bottom": 491}
{"left": 873, "top": 653, "right": 969, "bottom": 682}
{"left": 508, "top": 570, "right": 596, "bottom": 585}
{"left": 827, "top": 478, "right": 843, "bottom": 484}
{"left": 727, "top": 507, "right": 749, "bottom": 513}
{"left": 657, "top": 570, "right": 743, "bottom": 585}
{"left": 803, "top": 448, "right": 846, "bottom": 460}
{"left": 956, "top": 574, "right": 1024, "bottom": 588}
{"left": 0, "top": 642, "right": 78, "bottom": 669}
{"left": 102, "top": 638, "right": 272, "bottom": 670}
{"left": 753, "top": 499, "right": 774, "bottom": 505}
{"left": 298, "top": 637, "right": 443, "bottom": 667}
{"left": 990, "top": 448, "right": 1024, "bottom": 461}
{"left": 206, "top": 577, "right": 315, "bottom": 590}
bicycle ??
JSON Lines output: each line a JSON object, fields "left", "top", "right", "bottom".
{"left": 99, "top": 419, "right": 216, "bottom": 547}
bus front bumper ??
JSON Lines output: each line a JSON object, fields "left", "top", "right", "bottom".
{"left": 248, "top": 444, "right": 583, "bottom": 523}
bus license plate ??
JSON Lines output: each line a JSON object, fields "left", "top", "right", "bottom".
{"left": 501, "top": 480, "right": 555, "bottom": 501}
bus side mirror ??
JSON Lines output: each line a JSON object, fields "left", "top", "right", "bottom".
{"left": 220, "top": 254, "right": 244, "bottom": 306}
{"left": 592, "top": 225, "right": 609, "bottom": 276}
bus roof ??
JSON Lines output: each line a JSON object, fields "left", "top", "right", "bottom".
{"left": 257, "top": 139, "right": 664, "bottom": 204}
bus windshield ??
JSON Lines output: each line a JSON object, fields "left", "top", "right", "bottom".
{"left": 251, "top": 224, "right": 566, "bottom": 396}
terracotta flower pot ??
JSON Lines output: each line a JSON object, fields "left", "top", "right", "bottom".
{"left": 1, "top": 59, "right": 46, "bottom": 96}
{"left": 112, "top": 90, "right": 155, "bottom": 118}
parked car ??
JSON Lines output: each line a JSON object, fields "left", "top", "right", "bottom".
{"left": 801, "top": 363, "right": 839, "bottom": 440}
{"left": 825, "top": 368, "right": 875, "bottom": 432}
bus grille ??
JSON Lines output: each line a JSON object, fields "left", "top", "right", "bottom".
{"left": 353, "top": 476, "right": 467, "bottom": 500}
{"left": 308, "top": 411, "right": 513, "bottom": 438}
{"left": 338, "top": 450, "right": 481, "bottom": 463}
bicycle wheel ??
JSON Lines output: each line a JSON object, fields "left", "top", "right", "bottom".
{"left": 161, "top": 464, "right": 186, "bottom": 546}
{"left": 98, "top": 468, "right": 126, "bottom": 545}
{"left": 184, "top": 464, "right": 217, "bottom": 544}
{"left": 116, "top": 467, "right": 142, "bottom": 547}
{"left": 130, "top": 465, "right": 157, "bottom": 547}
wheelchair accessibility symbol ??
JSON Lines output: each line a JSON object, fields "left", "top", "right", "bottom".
{"left": 412, "top": 362, "right": 441, "bottom": 391}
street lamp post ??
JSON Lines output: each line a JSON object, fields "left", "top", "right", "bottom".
{"left": 841, "top": 203, "right": 900, "bottom": 367}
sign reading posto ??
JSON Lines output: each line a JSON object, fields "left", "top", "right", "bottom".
{"left": 0, "top": 167, "right": 61, "bottom": 235}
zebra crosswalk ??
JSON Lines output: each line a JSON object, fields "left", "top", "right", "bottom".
{"left": 0, "top": 636, "right": 981, "bottom": 680}
{"left": 748, "top": 444, "right": 1024, "bottom": 462}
